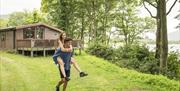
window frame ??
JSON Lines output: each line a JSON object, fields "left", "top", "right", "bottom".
{"left": 0, "top": 32, "right": 6, "bottom": 41}
{"left": 35, "top": 26, "right": 44, "bottom": 39}
{"left": 23, "top": 27, "right": 35, "bottom": 39}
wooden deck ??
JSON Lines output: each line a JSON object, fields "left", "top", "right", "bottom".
{"left": 16, "top": 39, "right": 57, "bottom": 48}
{"left": 17, "top": 47, "right": 55, "bottom": 51}
{"left": 16, "top": 39, "right": 83, "bottom": 57}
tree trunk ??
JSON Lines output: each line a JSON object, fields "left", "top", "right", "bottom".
{"left": 59, "top": 0, "right": 66, "bottom": 31}
{"left": 92, "top": 0, "right": 96, "bottom": 42}
{"left": 159, "top": 0, "right": 168, "bottom": 74}
{"left": 88, "top": 25, "right": 92, "bottom": 44}
{"left": 81, "top": 13, "right": 85, "bottom": 48}
{"left": 155, "top": 3, "right": 161, "bottom": 59}
{"left": 104, "top": 0, "right": 108, "bottom": 45}
{"left": 81, "top": 17, "right": 84, "bottom": 40}
{"left": 107, "top": 31, "right": 112, "bottom": 45}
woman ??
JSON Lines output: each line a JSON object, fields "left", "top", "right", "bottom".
{"left": 53, "top": 32, "right": 88, "bottom": 80}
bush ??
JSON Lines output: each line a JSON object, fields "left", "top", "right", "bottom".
{"left": 86, "top": 43, "right": 115, "bottom": 60}
{"left": 138, "top": 53, "right": 159, "bottom": 74}
{"left": 167, "top": 52, "right": 180, "bottom": 80}
{"left": 118, "top": 45, "right": 159, "bottom": 74}
{"left": 113, "top": 45, "right": 150, "bottom": 60}
{"left": 86, "top": 43, "right": 180, "bottom": 80}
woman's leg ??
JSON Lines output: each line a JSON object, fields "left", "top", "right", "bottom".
{"left": 58, "top": 57, "right": 66, "bottom": 77}
{"left": 71, "top": 58, "right": 82, "bottom": 73}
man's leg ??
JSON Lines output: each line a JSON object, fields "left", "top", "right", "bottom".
{"left": 62, "top": 70, "right": 70, "bottom": 91}
{"left": 71, "top": 58, "right": 88, "bottom": 77}
{"left": 56, "top": 78, "right": 65, "bottom": 91}
{"left": 56, "top": 78, "right": 65, "bottom": 87}
{"left": 62, "top": 80, "right": 68, "bottom": 91}
{"left": 58, "top": 57, "right": 67, "bottom": 77}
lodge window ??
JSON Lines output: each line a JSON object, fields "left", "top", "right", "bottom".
{"left": 0, "top": 32, "right": 6, "bottom": 41}
{"left": 23, "top": 28, "right": 35, "bottom": 39}
{"left": 36, "top": 27, "right": 44, "bottom": 39}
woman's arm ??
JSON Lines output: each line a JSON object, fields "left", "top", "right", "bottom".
{"left": 58, "top": 39, "right": 72, "bottom": 52}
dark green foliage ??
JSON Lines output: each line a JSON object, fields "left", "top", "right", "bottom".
{"left": 117, "top": 45, "right": 159, "bottom": 74}
{"left": 119, "top": 45, "right": 150, "bottom": 60}
{"left": 167, "top": 52, "right": 180, "bottom": 80}
{"left": 86, "top": 43, "right": 114, "bottom": 60}
{"left": 86, "top": 44, "right": 180, "bottom": 80}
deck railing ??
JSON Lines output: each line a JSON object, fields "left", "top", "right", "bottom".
{"left": 16, "top": 39, "right": 57, "bottom": 48}
{"left": 16, "top": 39, "right": 82, "bottom": 48}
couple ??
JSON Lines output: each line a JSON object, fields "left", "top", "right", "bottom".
{"left": 53, "top": 32, "right": 88, "bottom": 91}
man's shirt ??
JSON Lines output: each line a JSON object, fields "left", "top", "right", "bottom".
{"left": 60, "top": 49, "right": 73, "bottom": 70}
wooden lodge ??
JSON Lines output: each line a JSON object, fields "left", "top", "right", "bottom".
{"left": 0, "top": 23, "right": 83, "bottom": 57}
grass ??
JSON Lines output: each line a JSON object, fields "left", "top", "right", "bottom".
{"left": 0, "top": 51, "right": 180, "bottom": 91}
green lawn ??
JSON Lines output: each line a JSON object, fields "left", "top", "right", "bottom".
{"left": 0, "top": 51, "right": 179, "bottom": 91}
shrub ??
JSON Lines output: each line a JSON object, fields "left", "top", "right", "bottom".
{"left": 86, "top": 43, "right": 115, "bottom": 60}
{"left": 167, "top": 52, "right": 180, "bottom": 80}
{"left": 86, "top": 43, "right": 180, "bottom": 80}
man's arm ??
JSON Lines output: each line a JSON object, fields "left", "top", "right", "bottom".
{"left": 71, "top": 48, "right": 74, "bottom": 57}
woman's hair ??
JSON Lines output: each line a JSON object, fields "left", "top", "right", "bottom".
{"left": 59, "top": 32, "right": 66, "bottom": 42}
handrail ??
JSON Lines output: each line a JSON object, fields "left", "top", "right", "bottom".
{"left": 16, "top": 39, "right": 83, "bottom": 48}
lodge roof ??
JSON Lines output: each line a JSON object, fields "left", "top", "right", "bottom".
{"left": 0, "top": 27, "right": 16, "bottom": 32}
{"left": 0, "top": 23, "right": 63, "bottom": 32}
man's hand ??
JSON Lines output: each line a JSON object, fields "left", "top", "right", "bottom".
{"left": 65, "top": 77, "right": 70, "bottom": 81}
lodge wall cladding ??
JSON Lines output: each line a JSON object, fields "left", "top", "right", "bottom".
{"left": 6, "top": 31, "right": 14, "bottom": 49}
{"left": 16, "top": 29, "right": 23, "bottom": 40}
{"left": 0, "top": 32, "right": 5, "bottom": 49}
{"left": 0, "top": 31, "right": 14, "bottom": 50}
{"left": 44, "top": 28, "right": 60, "bottom": 40}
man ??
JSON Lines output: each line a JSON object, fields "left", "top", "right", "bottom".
{"left": 52, "top": 33, "right": 88, "bottom": 78}
{"left": 56, "top": 38, "right": 74, "bottom": 91}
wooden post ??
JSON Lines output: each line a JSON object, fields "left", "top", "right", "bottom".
{"left": 22, "top": 50, "right": 24, "bottom": 55}
{"left": 31, "top": 50, "right": 33, "bottom": 57}
{"left": 79, "top": 40, "right": 82, "bottom": 55}
{"left": 15, "top": 49, "right": 18, "bottom": 54}
{"left": 43, "top": 49, "right": 46, "bottom": 57}
{"left": 79, "top": 48, "right": 82, "bottom": 55}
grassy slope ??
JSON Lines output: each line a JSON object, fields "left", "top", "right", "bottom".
{"left": 0, "top": 52, "right": 179, "bottom": 91}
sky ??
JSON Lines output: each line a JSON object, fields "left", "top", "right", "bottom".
{"left": 0, "top": 0, "right": 41, "bottom": 14}
{"left": 138, "top": 0, "right": 180, "bottom": 33}
{"left": 0, "top": 0, "right": 179, "bottom": 34}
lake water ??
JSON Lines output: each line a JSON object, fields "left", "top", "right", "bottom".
{"left": 147, "top": 44, "right": 180, "bottom": 53}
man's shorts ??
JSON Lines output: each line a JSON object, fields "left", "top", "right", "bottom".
{"left": 58, "top": 65, "right": 70, "bottom": 78}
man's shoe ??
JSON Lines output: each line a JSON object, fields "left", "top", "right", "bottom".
{"left": 80, "top": 72, "right": 88, "bottom": 77}
{"left": 65, "top": 77, "right": 70, "bottom": 81}
{"left": 56, "top": 86, "right": 59, "bottom": 91}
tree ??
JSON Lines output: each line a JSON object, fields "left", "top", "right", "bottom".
{"left": 8, "top": 10, "right": 47, "bottom": 27}
{"left": 175, "top": 1, "right": 180, "bottom": 29}
{"left": 114, "top": 0, "right": 153, "bottom": 46}
{"left": 41, "top": 0, "right": 118, "bottom": 44}
{"left": 143, "top": 0, "right": 178, "bottom": 74}
{"left": 0, "top": 18, "right": 8, "bottom": 28}
{"left": 41, "top": 0, "right": 77, "bottom": 37}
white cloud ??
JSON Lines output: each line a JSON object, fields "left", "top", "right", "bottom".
{"left": 137, "top": 0, "right": 180, "bottom": 33}
{"left": 0, "top": 0, "right": 41, "bottom": 15}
